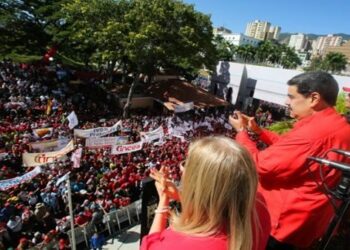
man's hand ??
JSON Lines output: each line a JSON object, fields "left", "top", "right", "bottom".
{"left": 229, "top": 111, "right": 247, "bottom": 132}
{"left": 242, "top": 114, "right": 263, "bottom": 135}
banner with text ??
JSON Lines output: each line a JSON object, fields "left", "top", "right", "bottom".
{"left": 0, "top": 167, "right": 42, "bottom": 191}
{"left": 140, "top": 127, "right": 164, "bottom": 143}
{"left": 23, "top": 140, "right": 74, "bottom": 167}
{"left": 85, "top": 136, "right": 128, "bottom": 148}
{"left": 30, "top": 138, "right": 69, "bottom": 152}
{"left": 74, "top": 121, "right": 121, "bottom": 138}
{"left": 111, "top": 141, "right": 143, "bottom": 155}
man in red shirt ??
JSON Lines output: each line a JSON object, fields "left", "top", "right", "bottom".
{"left": 230, "top": 71, "right": 350, "bottom": 249}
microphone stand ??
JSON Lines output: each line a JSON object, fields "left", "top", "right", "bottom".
{"left": 318, "top": 174, "right": 350, "bottom": 250}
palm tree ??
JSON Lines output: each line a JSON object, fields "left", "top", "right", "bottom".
{"left": 268, "top": 43, "right": 282, "bottom": 65}
{"left": 256, "top": 40, "right": 274, "bottom": 63}
{"left": 237, "top": 44, "right": 256, "bottom": 63}
{"left": 280, "top": 45, "right": 301, "bottom": 69}
{"left": 304, "top": 56, "right": 324, "bottom": 71}
{"left": 322, "top": 52, "right": 348, "bottom": 74}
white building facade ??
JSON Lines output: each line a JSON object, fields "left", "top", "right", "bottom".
{"left": 222, "top": 33, "right": 261, "bottom": 47}
{"left": 313, "top": 35, "right": 343, "bottom": 55}
{"left": 268, "top": 26, "right": 281, "bottom": 40}
{"left": 288, "top": 33, "right": 307, "bottom": 51}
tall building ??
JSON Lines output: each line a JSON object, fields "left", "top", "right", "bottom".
{"left": 313, "top": 34, "right": 343, "bottom": 55}
{"left": 267, "top": 26, "right": 281, "bottom": 40}
{"left": 245, "top": 20, "right": 271, "bottom": 41}
{"left": 288, "top": 33, "right": 307, "bottom": 51}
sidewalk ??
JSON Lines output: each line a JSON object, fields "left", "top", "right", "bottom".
{"left": 104, "top": 224, "right": 141, "bottom": 250}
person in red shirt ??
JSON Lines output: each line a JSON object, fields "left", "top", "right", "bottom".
{"left": 229, "top": 71, "right": 350, "bottom": 249}
{"left": 141, "top": 136, "right": 270, "bottom": 250}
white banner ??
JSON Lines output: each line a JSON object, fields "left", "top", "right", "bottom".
{"left": 0, "top": 167, "right": 42, "bottom": 191}
{"left": 111, "top": 141, "right": 143, "bottom": 155}
{"left": 33, "top": 127, "right": 53, "bottom": 139}
{"left": 23, "top": 140, "right": 75, "bottom": 167}
{"left": 4, "top": 102, "right": 27, "bottom": 110}
{"left": 85, "top": 136, "right": 128, "bottom": 148}
{"left": 174, "top": 102, "right": 194, "bottom": 113}
{"left": 140, "top": 126, "right": 164, "bottom": 143}
{"left": 172, "top": 134, "right": 186, "bottom": 142}
{"left": 67, "top": 111, "right": 79, "bottom": 129}
{"left": 30, "top": 138, "right": 69, "bottom": 152}
{"left": 74, "top": 121, "right": 121, "bottom": 138}
{"left": 56, "top": 172, "right": 70, "bottom": 187}
{"left": 0, "top": 152, "right": 8, "bottom": 160}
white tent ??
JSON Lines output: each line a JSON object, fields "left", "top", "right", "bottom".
{"left": 214, "top": 62, "right": 350, "bottom": 106}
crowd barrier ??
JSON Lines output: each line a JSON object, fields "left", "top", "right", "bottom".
{"left": 29, "top": 200, "right": 142, "bottom": 249}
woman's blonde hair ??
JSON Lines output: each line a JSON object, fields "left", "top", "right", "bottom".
{"left": 172, "top": 136, "right": 258, "bottom": 250}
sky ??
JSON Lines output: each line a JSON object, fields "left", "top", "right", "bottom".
{"left": 183, "top": 0, "right": 350, "bottom": 35}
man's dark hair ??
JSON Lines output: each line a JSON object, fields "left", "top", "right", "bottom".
{"left": 287, "top": 71, "right": 339, "bottom": 106}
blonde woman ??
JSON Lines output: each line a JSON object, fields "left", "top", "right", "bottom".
{"left": 141, "top": 136, "right": 270, "bottom": 250}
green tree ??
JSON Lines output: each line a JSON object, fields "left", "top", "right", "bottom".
{"left": 53, "top": 0, "right": 124, "bottom": 68}
{"left": 121, "top": 0, "right": 217, "bottom": 117}
{"left": 213, "top": 35, "right": 236, "bottom": 61}
{"left": 256, "top": 40, "right": 274, "bottom": 63}
{"left": 304, "top": 56, "right": 324, "bottom": 72}
{"left": 0, "top": 0, "right": 66, "bottom": 56}
{"left": 336, "top": 92, "right": 347, "bottom": 114}
{"left": 237, "top": 44, "right": 256, "bottom": 63}
{"left": 280, "top": 45, "right": 302, "bottom": 69}
{"left": 322, "top": 52, "right": 348, "bottom": 74}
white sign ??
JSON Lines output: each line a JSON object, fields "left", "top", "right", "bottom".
{"left": 67, "top": 111, "right": 79, "bottom": 129}
{"left": 74, "top": 121, "right": 121, "bottom": 138}
{"left": 30, "top": 138, "right": 69, "bottom": 152}
{"left": 111, "top": 141, "right": 143, "bottom": 155}
{"left": 174, "top": 102, "right": 194, "bottom": 113}
{"left": 140, "top": 127, "right": 164, "bottom": 143}
{"left": 23, "top": 140, "right": 75, "bottom": 167}
{"left": 4, "top": 102, "right": 27, "bottom": 110}
{"left": 85, "top": 136, "right": 128, "bottom": 148}
{"left": 0, "top": 153, "right": 8, "bottom": 160}
{"left": 0, "top": 167, "right": 42, "bottom": 191}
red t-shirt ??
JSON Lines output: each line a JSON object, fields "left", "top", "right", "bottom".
{"left": 141, "top": 228, "right": 227, "bottom": 250}
{"left": 141, "top": 195, "right": 270, "bottom": 250}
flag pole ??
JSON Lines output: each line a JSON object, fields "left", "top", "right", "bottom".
{"left": 67, "top": 177, "right": 77, "bottom": 250}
